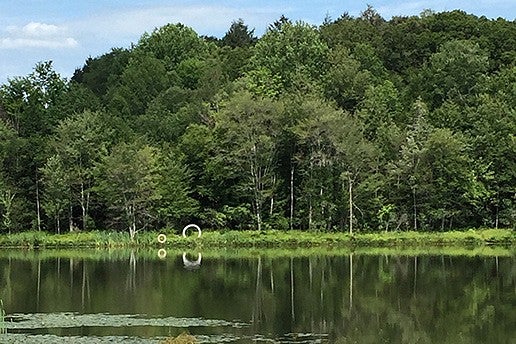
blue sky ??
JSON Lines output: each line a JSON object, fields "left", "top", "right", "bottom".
{"left": 1, "top": 0, "right": 514, "bottom": 83}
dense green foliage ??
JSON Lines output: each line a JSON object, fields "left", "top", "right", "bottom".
{"left": 0, "top": 8, "right": 514, "bottom": 237}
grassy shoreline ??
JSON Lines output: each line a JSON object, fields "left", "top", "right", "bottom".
{"left": 0, "top": 228, "right": 513, "bottom": 251}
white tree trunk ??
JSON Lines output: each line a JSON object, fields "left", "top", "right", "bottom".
{"left": 36, "top": 178, "right": 41, "bottom": 232}
{"left": 348, "top": 175, "right": 353, "bottom": 235}
{"left": 290, "top": 165, "right": 294, "bottom": 230}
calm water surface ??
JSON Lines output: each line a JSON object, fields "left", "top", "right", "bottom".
{"left": 0, "top": 249, "right": 514, "bottom": 343}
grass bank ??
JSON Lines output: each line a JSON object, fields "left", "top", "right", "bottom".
{"left": 0, "top": 244, "right": 513, "bottom": 262}
{"left": 0, "top": 228, "right": 513, "bottom": 251}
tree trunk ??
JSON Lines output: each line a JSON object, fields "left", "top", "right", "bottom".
{"left": 320, "top": 187, "right": 324, "bottom": 225}
{"left": 290, "top": 164, "right": 294, "bottom": 230}
{"left": 412, "top": 187, "right": 417, "bottom": 231}
{"left": 127, "top": 204, "right": 137, "bottom": 240}
{"left": 256, "top": 209, "right": 262, "bottom": 231}
{"left": 495, "top": 205, "right": 499, "bottom": 229}
{"left": 36, "top": 178, "right": 41, "bottom": 232}
{"left": 250, "top": 146, "right": 262, "bottom": 231}
{"left": 348, "top": 175, "right": 353, "bottom": 235}
{"left": 308, "top": 198, "right": 313, "bottom": 230}
{"left": 80, "top": 181, "right": 86, "bottom": 230}
{"left": 69, "top": 202, "right": 73, "bottom": 232}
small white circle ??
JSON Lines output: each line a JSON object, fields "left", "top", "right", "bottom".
{"left": 157, "top": 233, "right": 167, "bottom": 244}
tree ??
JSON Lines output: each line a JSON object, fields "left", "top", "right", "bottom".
{"left": 0, "top": 121, "right": 18, "bottom": 233}
{"left": 293, "top": 99, "right": 341, "bottom": 230}
{"left": 72, "top": 48, "right": 131, "bottom": 98}
{"left": 136, "top": 23, "right": 210, "bottom": 69}
{"left": 356, "top": 80, "right": 403, "bottom": 141}
{"left": 51, "top": 111, "right": 114, "bottom": 230}
{"left": 108, "top": 54, "right": 168, "bottom": 117}
{"left": 416, "top": 40, "right": 489, "bottom": 108}
{"left": 247, "top": 21, "right": 329, "bottom": 95}
{"left": 156, "top": 150, "right": 199, "bottom": 229}
{"left": 0, "top": 173, "right": 16, "bottom": 234}
{"left": 0, "top": 61, "right": 66, "bottom": 137}
{"left": 0, "top": 62, "right": 66, "bottom": 231}
{"left": 40, "top": 155, "right": 69, "bottom": 233}
{"left": 221, "top": 19, "right": 257, "bottom": 48}
{"left": 214, "top": 91, "right": 283, "bottom": 230}
{"left": 387, "top": 100, "right": 433, "bottom": 231}
{"left": 97, "top": 142, "right": 162, "bottom": 239}
{"left": 292, "top": 97, "right": 377, "bottom": 232}
{"left": 330, "top": 115, "right": 378, "bottom": 234}
{"left": 323, "top": 46, "right": 374, "bottom": 111}
{"left": 465, "top": 93, "right": 516, "bottom": 228}
{"left": 320, "top": 9, "right": 384, "bottom": 52}
{"left": 421, "top": 128, "right": 474, "bottom": 229}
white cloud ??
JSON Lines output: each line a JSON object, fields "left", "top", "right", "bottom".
{"left": 21, "top": 22, "right": 62, "bottom": 37}
{"left": 71, "top": 4, "right": 284, "bottom": 40}
{"left": 0, "top": 22, "right": 78, "bottom": 49}
{"left": 0, "top": 37, "right": 78, "bottom": 49}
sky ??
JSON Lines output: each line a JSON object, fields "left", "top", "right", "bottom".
{"left": 1, "top": 0, "right": 514, "bottom": 84}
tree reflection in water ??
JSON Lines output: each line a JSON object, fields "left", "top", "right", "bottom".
{"left": 0, "top": 251, "right": 513, "bottom": 343}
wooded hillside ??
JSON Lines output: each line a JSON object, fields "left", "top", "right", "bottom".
{"left": 0, "top": 8, "right": 514, "bottom": 236}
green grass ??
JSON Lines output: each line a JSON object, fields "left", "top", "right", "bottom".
{"left": 0, "top": 245, "right": 513, "bottom": 262}
{"left": 0, "top": 228, "right": 513, "bottom": 251}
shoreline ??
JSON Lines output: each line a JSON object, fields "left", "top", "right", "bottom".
{"left": 0, "top": 228, "right": 513, "bottom": 251}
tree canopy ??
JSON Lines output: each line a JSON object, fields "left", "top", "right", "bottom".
{"left": 0, "top": 9, "right": 514, "bottom": 236}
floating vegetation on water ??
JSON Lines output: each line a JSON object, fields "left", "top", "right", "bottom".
{"left": 0, "top": 333, "right": 157, "bottom": 343}
{"left": 0, "top": 333, "right": 242, "bottom": 344}
{"left": 4, "top": 312, "right": 248, "bottom": 330}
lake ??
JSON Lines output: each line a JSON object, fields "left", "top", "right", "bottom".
{"left": 0, "top": 249, "right": 514, "bottom": 343}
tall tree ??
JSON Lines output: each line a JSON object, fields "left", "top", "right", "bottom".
{"left": 388, "top": 100, "right": 433, "bottom": 231}
{"left": 51, "top": 111, "right": 114, "bottom": 230}
{"left": 247, "top": 21, "right": 329, "bottom": 96}
{"left": 40, "top": 155, "right": 69, "bottom": 233}
{"left": 293, "top": 99, "right": 341, "bottom": 230}
{"left": 136, "top": 23, "right": 210, "bottom": 69}
{"left": 156, "top": 149, "right": 199, "bottom": 229}
{"left": 214, "top": 91, "right": 283, "bottom": 230}
{"left": 108, "top": 54, "right": 168, "bottom": 117}
{"left": 97, "top": 142, "right": 162, "bottom": 239}
{"left": 0, "top": 61, "right": 66, "bottom": 137}
{"left": 221, "top": 19, "right": 257, "bottom": 48}
{"left": 72, "top": 48, "right": 131, "bottom": 98}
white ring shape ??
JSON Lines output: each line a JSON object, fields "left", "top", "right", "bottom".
{"left": 182, "top": 252, "right": 202, "bottom": 267}
{"left": 157, "top": 248, "right": 167, "bottom": 259}
{"left": 182, "top": 224, "right": 201, "bottom": 238}
{"left": 157, "top": 233, "right": 167, "bottom": 244}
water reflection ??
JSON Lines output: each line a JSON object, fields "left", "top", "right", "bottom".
{"left": 0, "top": 251, "right": 513, "bottom": 343}
{"left": 182, "top": 252, "right": 202, "bottom": 270}
{"left": 157, "top": 248, "right": 167, "bottom": 259}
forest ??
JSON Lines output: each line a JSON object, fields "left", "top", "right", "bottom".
{"left": 0, "top": 7, "right": 514, "bottom": 237}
